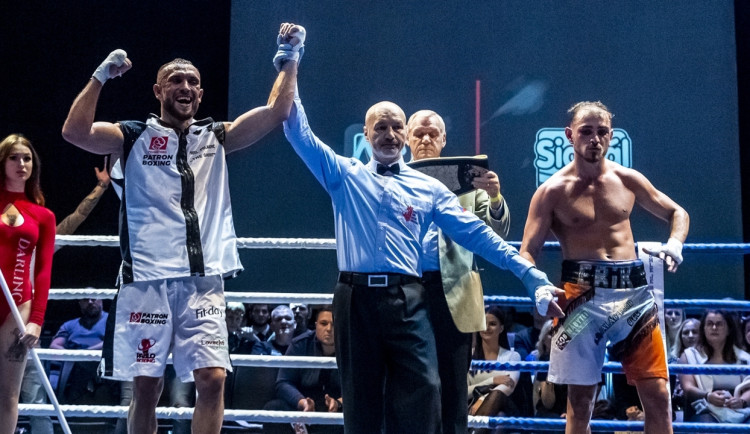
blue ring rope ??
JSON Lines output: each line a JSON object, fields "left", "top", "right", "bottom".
{"left": 470, "top": 360, "right": 750, "bottom": 375}
{"left": 473, "top": 416, "right": 750, "bottom": 432}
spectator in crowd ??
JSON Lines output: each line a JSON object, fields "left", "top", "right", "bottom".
{"left": 50, "top": 298, "right": 107, "bottom": 350}
{"left": 49, "top": 298, "right": 116, "bottom": 404}
{"left": 290, "top": 303, "right": 311, "bottom": 337}
{"left": 225, "top": 306, "right": 297, "bottom": 430}
{"left": 253, "top": 305, "right": 296, "bottom": 356}
{"left": 226, "top": 302, "right": 256, "bottom": 354}
{"left": 467, "top": 306, "right": 521, "bottom": 433}
{"left": 244, "top": 303, "right": 272, "bottom": 342}
{"left": 46, "top": 298, "right": 119, "bottom": 432}
{"left": 678, "top": 310, "right": 750, "bottom": 423}
{"left": 264, "top": 306, "right": 342, "bottom": 434}
{"left": 514, "top": 309, "right": 546, "bottom": 362}
{"left": 672, "top": 317, "right": 701, "bottom": 361}
{"left": 670, "top": 317, "right": 701, "bottom": 419}
{"left": 741, "top": 317, "right": 750, "bottom": 354}
{"left": 665, "top": 308, "right": 685, "bottom": 361}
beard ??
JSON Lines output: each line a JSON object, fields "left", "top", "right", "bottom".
{"left": 163, "top": 99, "right": 198, "bottom": 124}
{"left": 580, "top": 147, "right": 605, "bottom": 164}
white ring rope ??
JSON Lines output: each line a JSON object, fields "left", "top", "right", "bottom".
{"left": 17, "top": 404, "right": 499, "bottom": 426}
{"left": 48, "top": 289, "right": 334, "bottom": 304}
{"left": 55, "top": 235, "right": 339, "bottom": 250}
{"left": 19, "top": 404, "right": 346, "bottom": 423}
{"left": 33, "top": 349, "right": 338, "bottom": 368}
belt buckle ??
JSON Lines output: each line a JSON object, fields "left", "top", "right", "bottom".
{"left": 368, "top": 274, "right": 389, "bottom": 287}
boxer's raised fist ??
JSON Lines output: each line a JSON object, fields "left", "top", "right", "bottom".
{"left": 93, "top": 49, "right": 132, "bottom": 84}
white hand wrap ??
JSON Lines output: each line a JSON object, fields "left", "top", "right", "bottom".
{"left": 648, "top": 237, "right": 683, "bottom": 265}
{"left": 665, "top": 237, "right": 684, "bottom": 264}
{"left": 535, "top": 285, "right": 557, "bottom": 316}
{"left": 92, "top": 49, "right": 128, "bottom": 84}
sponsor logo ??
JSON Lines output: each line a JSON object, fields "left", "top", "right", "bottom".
{"left": 565, "top": 310, "right": 591, "bottom": 337}
{"left": 200, "top": 335, "right": 227, "bottom": 350}
{"left": 627, "top": 310, "right": 642, "bottom": 326}
{"left": 555, "top": 331, "right": 571, "bottom": 350}
{"left": 195, "top": 305, "right": 224, "bottom": 319}
{"left": 143, "top": 136, "right": 173, "bottom": 166}
{"left": 129, "top": 312, "right": 169, "bottom": 325}
{"left": 142, "top": 154, "right": 172, "bottom": 166}
{"left": 11, "top": 238, "right": 30, "bottom": 303}
{"left": 532, "top": 128, "right": 632, "bottom": 187}
{"left": 136, "top": 338, "right": 157, "bottom": 363}
{"left": 149, "top": 137, "right": 169, "bottom": 153}
{"left": 594, "top": 299, "right": 634, "bottom": 344}
{"left": 188, "top": 144, "right": 217, "bottom": 163}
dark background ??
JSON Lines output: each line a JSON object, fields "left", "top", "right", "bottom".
{"left": 1, "top": 1, "right": 748, "bottom": 326}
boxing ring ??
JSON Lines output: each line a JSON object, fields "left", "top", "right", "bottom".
{"left": 17, "top": 236, "right": 750, "bottom": 432}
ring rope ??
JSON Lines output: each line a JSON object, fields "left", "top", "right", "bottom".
{"left": 45, "top": 289, "right": 750, "bottom": 311}
{"left": 18, "top": 405, "right": 750, "bottom": 432}
{"left": 31, "top": 349, "right": 750, "bottom": 375}
{"left": 54, "top": 235, "right": 750, "bottom": 253}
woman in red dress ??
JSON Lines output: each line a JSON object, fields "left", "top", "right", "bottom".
{"left": 0, "top": 134, "right": 56, "bottom": 433}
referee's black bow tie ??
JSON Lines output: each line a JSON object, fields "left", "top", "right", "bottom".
{"left": 377, "top": 163, "right": 400, "bottom": 176}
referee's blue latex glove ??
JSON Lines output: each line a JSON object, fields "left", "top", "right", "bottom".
{"left": 522, "top": 267, "right": 565, "bottom": 317}
{"left": 273, "top": 24, "right": 305, "bottom": 71}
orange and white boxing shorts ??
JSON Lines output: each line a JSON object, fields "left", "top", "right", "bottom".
{"left": 548, "top": 260, "right": 668, "bottom": 386}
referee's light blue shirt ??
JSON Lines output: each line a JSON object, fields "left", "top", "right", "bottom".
{"left": 283, "top": 98, "right": 532, "bottom": 280}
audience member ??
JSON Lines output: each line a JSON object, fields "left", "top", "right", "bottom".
{"left": 264, "top": 306, "right": 342, "bottom": 434}
{"left": 226, "top": 302, "right": 256, "bottom": 353}
{"left": 244, "top": 303, "right": 273, "bottom": 342}
{"left": 515, "top": 309, "right": 546, "bottom": 361}
{"left": 665, "top": 308, "right": 685, "bottom": 361}
{"left": 49, "top": 298, "right": 116, "bottom": 404}
{"left": 672, "top": 318, "right": 701, "bottom": 362}
{"left": 226, "top": 305, "right": 296, "bottom": 415}
{"left": 467, "top": 306, "right": 521, "bottom": 433}
{"left": 290, "top": 303, "right": 311, "bottom": 337}
{"left": 252, "top": 305, "right": 296, "bottom": 356}
{"left": 678, "top": 310, "right": 750, "bottom": 423}
{"left": 670, "top": 317, "right": 701, "bottom": 419}
{"left": 741, "top": 317, "right": 750, "bottom": 354}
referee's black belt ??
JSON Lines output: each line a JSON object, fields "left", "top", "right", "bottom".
{"left": 421, "top": 270, "right": 442, "bottom": 285}
{"left": 338, "top": 272, "right": 421, "bottom": 288}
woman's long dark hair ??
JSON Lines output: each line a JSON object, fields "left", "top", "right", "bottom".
{"left": 472, "top": 305, "right": 510, "bottom": 360}
{"left": 0, "top": 134, "right": 45, "bottom": 205}
{"left": 698, "top": 309, "right": 738, "bottom": 364}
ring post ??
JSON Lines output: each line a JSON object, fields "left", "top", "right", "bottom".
{"left": 0, "top": 268, "right": 71, "bottom": 434}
